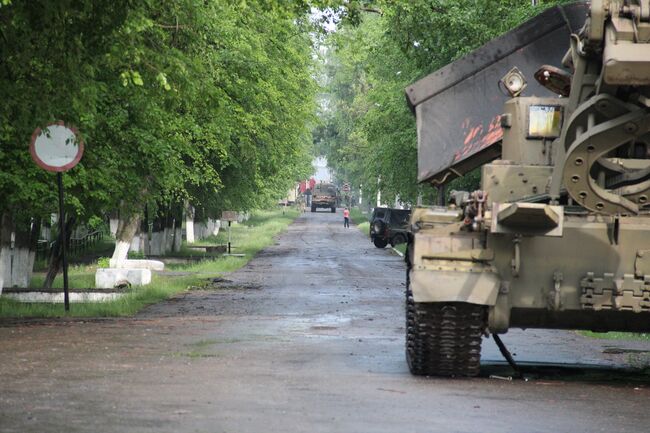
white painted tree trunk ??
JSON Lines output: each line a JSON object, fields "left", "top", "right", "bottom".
{"left": 186, "top": 220, "right": 195, "bottom": 243}
{"left": 194, "top": 222, "right": 206, "bottom": 241}
{"left": 164, "top": 226, "right": 173, "bottom": 253}
{"left": 109, "top": 218, "right": 119, "bottom": 237}
{"left": 149, "top": 231, "right": 165, "bottom": 256}
{"left": 0, "top": 248, "right": 6, "bottom": 294}
{"left": 185, "top": 202, "right": 195, "bottom": 243}
{"left": 206, "top": 218, "right": 220, "bottom": 237}
{"left": 110, "top": 212, "right": 141, "bottom": 268}
{"left": 0, "top": 215, "right": 38, "bottom": 289}
{"left": 173, "top": 226, "right": 182, "bottom": 252}
{"left": 130, "top": 233, "right": 141, "bottom": 253}
{"left": 9, "top": 248, "right": 35, "bottom": 287}
{"left": 40, "top": 223, "right": 52, "bottom": 242}
{"left": 0, "top": 213, "right": 10, "bottom": 293}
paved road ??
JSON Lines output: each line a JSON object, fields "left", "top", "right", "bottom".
{"left": 1, "top": 210, "right": 650, "bottom": 432}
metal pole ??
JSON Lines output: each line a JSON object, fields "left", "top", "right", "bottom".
{"left": 57, "top": 172, "right": 70, "bottom": 312}
{"left": 228, "top": 221, "right": 232, "bottom": 254}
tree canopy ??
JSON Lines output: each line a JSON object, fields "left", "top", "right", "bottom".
{"left": 0, "top": 0, "right": 320, "bottom": 228}
{"left": 317, "top": 0, "right": 573, "bottom": 206}
{"left": 0, "top": 0, "right": 578, "bottom": 229}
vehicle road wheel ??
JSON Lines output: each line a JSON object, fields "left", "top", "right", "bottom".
{"left": 373, "top": 237, "right": 388, "bottom": 248}
{"left": 331, "top": 207, "right": 336, "bottom": 213}
{"left": 391, "top": 233, "right": 406, "bottom": 247}
{"left": 311, "top": 205, "right": 316, "bottom": 212}
{"left": 406, "top": 294, "right": 486, "bottom": 377}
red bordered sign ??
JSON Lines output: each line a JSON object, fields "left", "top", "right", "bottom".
{"left": 30, "top": 121, "right": 84, "bottom": 172}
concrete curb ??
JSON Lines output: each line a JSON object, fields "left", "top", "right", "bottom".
{"left": 391, "top": 247, "right": 404, "bottom": 257}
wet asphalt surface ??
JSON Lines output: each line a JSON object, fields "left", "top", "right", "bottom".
{"left": 2, "top": 210, "right": 650, "bottom": 432}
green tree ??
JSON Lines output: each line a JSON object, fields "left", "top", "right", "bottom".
{"left": 1, "top": 0, "right": 321, "bottom": 285}
{"left": 318, "top": 0, "right": 573, "bottom": 206}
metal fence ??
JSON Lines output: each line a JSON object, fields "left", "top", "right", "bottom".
{"left": 36, "top": 230, "right": 104, "bottom": 260}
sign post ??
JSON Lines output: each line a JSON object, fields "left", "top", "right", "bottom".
{"left": 221, "top": 211, "right": 244, "bottom": 257}
{"left": 342, "top": 182, "right": 351, "bottom": 208}
{"left": 30, "top": 122, "right": 84, "bottom": 312}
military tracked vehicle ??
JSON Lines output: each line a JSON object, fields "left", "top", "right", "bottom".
{"left": 404, "top": 1, "right": 650, "bottom": 376}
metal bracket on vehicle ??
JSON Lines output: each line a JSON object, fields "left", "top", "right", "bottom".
{"left": 491, "top": 202, "right": 564, "bottom": 237}
{"left": 410, "top": 266, "right": 500, "bottom": 306}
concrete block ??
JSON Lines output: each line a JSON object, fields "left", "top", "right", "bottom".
{"left": 95, "top": 268, "right": 151, "bottom": 289}
{"left": 3, "top": 289, "right": 124, "bottom": 303}
{"left": 119, "top": 259, "right": 164, "bottom": 271}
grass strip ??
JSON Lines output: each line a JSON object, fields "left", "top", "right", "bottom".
{"left": 579, "top": 331, "right": 650, "bottom": 341}
{"left": 0, "top": 208, "right": 298, "bottom": 318}
{"left": 349, "top": 207, "right": 369, "bottom": 235}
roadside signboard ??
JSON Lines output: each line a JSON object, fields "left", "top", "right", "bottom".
{"left": 29, "top": 121, "right": 84, "bottom": 312}
{"left": 30, "top": 121, "right": 84, "bottom": 172}
{"left": 221, "top": 211, "right": 241, "bottom": 256}
{"left": 221, "top": 211, "right": 239, "bottom": 222}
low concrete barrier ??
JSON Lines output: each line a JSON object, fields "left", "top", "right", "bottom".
{"left": 95, "top": 268, "right": 152, "bottom": 289}
{"left": 118, "top": 259, "right": 165, "bottom": 271}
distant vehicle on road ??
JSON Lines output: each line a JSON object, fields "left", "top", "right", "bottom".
{"left": 311, "top": 183, "right": 338, "bottom": 213}
{"left": 369, "top": 207, "right": 410, "bottom": 248}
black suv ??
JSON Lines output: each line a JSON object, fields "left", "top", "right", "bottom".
{"left": 369, "top": 207, "right": 411, "bottom": 248}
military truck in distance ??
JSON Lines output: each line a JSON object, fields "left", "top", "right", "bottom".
{"left": 311, "top": 183, "right": 337, "bottom": 213}
{"left": 404, "top": 1, "right": 650, "bottom": 376}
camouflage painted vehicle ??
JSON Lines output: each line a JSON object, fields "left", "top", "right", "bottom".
{"left": 311, "top": 183, "right": 337, "bottom": 213}
{"left": 405, "top": 1, "right": 650, "bottom": 376}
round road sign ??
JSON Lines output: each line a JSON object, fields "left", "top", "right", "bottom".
{"left": 30, "top": 121, "right": 84, "bottom": 172}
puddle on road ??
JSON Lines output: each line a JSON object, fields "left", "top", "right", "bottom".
{"left": 283, "top": 314, "right": 354, "bottom": 337}
{"left": 191, "top": 277, "right": 262, "bottom": 291}
{"left": 481, "top": 361, "right": 650, "bottom": 385}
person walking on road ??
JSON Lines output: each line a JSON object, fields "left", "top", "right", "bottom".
{"left": 343, "top": 208, "right": 350, "bottom": 228}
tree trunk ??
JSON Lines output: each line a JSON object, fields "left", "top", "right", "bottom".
{"left": 12, "top": 217, "right": 40, "bottom": 288}
{"left": 43, "top": 215, "right": 76, "bottom": 289}
{"left": 109, "top": 211, "right": 141, "bottom": 268}
{"left": 171, "top": 202, "right": 183, "bottom": 253}
{"left": 109, "top": 209, "right": 119, "bottom": 237}
{"left": 185, "top": 201, "right": 195, "bottom": 243}
{"left": 164, "top": 204, "right": 174, "bottom": 253}
{"left": 149, "top": 211, "right": 165, "bottom": 256}
{"left": 0, "top": 212, "right": 12, "bottom": 292}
